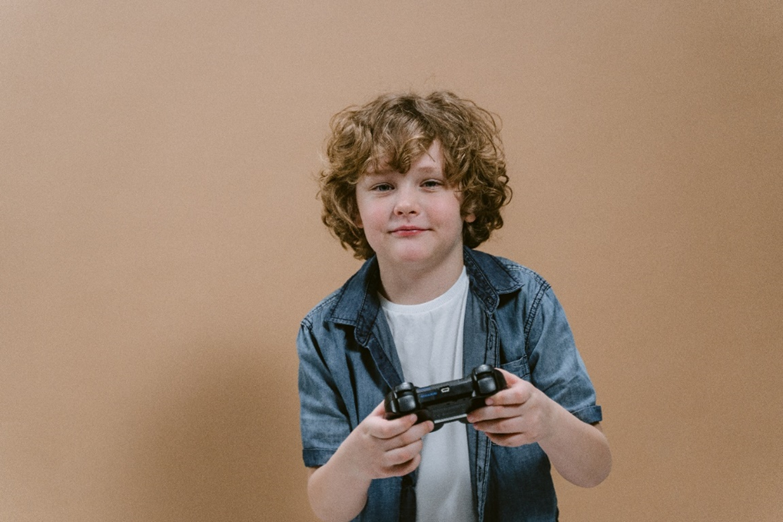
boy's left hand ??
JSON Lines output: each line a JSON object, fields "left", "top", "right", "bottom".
{"left": 466, "top": 368, "right": 558, "bottom": 447}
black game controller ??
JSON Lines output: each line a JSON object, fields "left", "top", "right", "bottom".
{"left": 384, "top": 364, "right": 507, "bottom": 430}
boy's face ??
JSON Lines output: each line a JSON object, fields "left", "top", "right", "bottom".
{"left": 355, "top": 140, "right": 475, "bottom": 275}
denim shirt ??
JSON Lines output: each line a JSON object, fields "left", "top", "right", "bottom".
{"left": 298, "top": 248, "right": 602, "bottom": 522}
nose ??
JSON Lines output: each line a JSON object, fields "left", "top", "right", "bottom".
{"left": 393, "top": 185, "right": 419, "bottom": 216}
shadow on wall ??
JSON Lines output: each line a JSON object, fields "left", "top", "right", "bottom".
{"left": 119, "top": 340, "right": 311, "bottom": 521}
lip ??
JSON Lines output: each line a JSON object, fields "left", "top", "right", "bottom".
{"left": 390, "top": 226, "right": 428, "bottom": 237}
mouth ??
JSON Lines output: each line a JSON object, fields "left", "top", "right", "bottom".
{"left": 390, "top": 226, "right": 427, "bottom": 236}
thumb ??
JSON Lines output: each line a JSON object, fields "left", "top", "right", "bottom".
{"left": 496, "top": 368, "right": 523, "bottom": 387}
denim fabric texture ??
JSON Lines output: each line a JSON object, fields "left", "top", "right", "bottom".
{"left": 298, "top": 248, "right": 602, "bottom": 522}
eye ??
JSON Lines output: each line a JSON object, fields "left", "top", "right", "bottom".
{"left": 422, "top": 179, "right": 444, "bottom": 189}
{"left": 371, "top": 182, "right": 394, "bottom": 192}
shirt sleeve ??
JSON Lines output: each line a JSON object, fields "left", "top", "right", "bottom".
{"left": 526, "top": 287, "right": 603, "bottom": 425}
{"left": 297, "top": 322, "right": 354, "bottom": 468}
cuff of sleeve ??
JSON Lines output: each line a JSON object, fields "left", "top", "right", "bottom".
{"left": 570, "top": 405, "right": 603, "bottom": 425}
{"left": 303, "top": 448, "right": 337, "bottom": 468}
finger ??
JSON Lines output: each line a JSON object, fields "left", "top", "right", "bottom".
{"left": 366, "top": 401, "right": 418, "bottom": 440}
{"left": 373, "top": 415, "right": 419, "bottom": 440}
{"left": 398, "top": 420, "right": 434, "bottom": 445}
{"left": 374, "top": 419, "right": 431, "bottom": 456}
{"left": 471, "top": 413, "right": 523, "bottom": 434}
{"left": 468, "top": 403, "right": 521, "bottom": 424}
{"left": 382, "top": 453, "right": 423, "bottom": 478}
{"left": 484, "top": 375, "right": 532, "bottom": 407}
{"left": 368, "top": 400, "right": 390, "bottom": 417}
{"left": 382, "top": 438, "right": 425, "bottom": 469}
{"left": 498, "top": 368, "right": 523, "bottom": 388}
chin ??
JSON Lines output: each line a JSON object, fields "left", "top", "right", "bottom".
{"left": 396, "top": 247, "right": 447, "bottom": 267}
{"left": 379, "top": 246, "right": 428, "bottom": 264}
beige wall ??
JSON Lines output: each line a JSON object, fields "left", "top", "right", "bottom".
{"left": 2, "top": 1, "right": 781, "bottom": 520}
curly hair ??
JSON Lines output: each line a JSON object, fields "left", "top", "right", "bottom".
{"left": 318, "top": 91, "right": 512, "bottom": 260}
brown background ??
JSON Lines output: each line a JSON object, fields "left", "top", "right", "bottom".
{"left": 2, "top": 1, "right": 781, "bottom": 521}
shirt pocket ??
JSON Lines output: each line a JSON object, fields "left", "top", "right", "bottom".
{"left": 500, "top": 355, "right": 531, "bottom": 381}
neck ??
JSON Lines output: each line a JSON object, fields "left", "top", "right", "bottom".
{"left": 377, "top": 257, "right": 465, "bottom": 305}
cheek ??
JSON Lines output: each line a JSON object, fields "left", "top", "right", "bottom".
{"left": 433, "top": 199, "right": 467, "bottom": 226}
{"left": 354, "top": 195, "right": 374, "bottom": 229}
{"left": 358, "top": 202, "right": 389, "bottom": 228}
{"left": 355, "top": 202, "right": 383, "bottom": 232}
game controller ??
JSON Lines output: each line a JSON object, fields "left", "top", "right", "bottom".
{"left": 384, "top": 364, "right": 507, "bottom": 430}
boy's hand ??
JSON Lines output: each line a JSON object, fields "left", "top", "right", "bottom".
{"left": 338, "top": 401, "right": 434, "bottom": 480}
{"left": 466, "top": 368, "right": 558, "bottom": 447}
{"left": 306, "top": 402, "right": 434, "bottom": 521}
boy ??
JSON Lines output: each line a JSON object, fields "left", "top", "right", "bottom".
{"left": 297, "top": 91, "right": 611, "bottom": 522}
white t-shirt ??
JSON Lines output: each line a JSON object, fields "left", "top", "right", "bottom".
{"left": 380, "top": 268, "right": 477, "bottom": 522}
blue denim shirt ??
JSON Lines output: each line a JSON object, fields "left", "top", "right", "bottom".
{"left": 298, "top": 248, "right": 602, "bottom": 522}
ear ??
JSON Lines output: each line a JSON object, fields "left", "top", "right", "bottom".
{"left": 464, "top": 212, "right": 476, "bottom": 224}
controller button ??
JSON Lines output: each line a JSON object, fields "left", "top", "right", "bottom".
{"left": 477, "top": 379, "right": 497, "bottom": 396}
{"left": 399, "top": 395, "right": 417, "bottom": 413}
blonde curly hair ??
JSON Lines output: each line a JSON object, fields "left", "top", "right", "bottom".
{"left": 318, "top": 91, "right": 512, "bottom": 260}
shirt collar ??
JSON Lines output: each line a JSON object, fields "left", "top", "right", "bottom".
{"left": 327, "top": 247, "right": 524, "bottom": 331}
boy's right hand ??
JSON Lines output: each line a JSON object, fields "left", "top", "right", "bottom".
{"left": 306, "top": 402, "right": 433, "bottom": 521}
{"left": 338, "top": 401, "right": 434, "bottom": 481}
